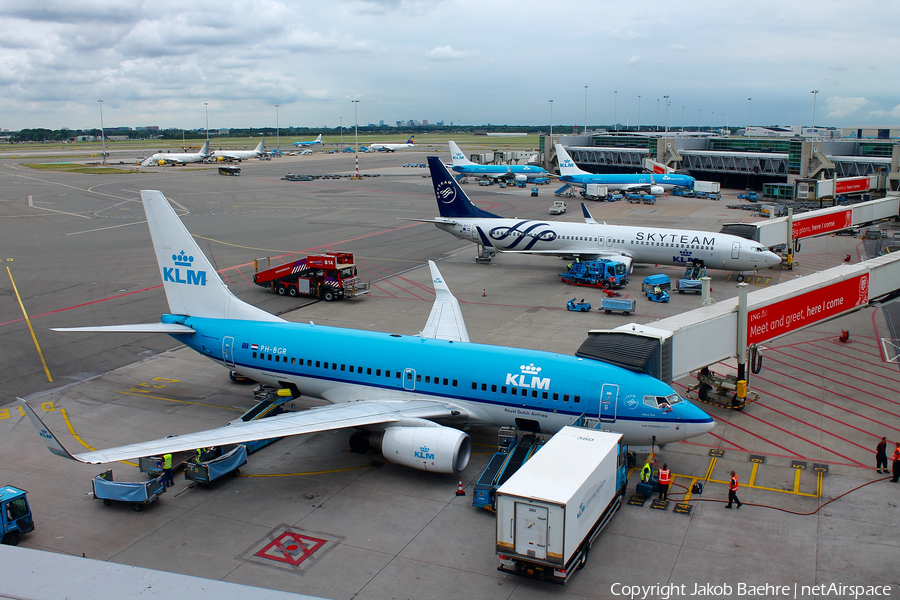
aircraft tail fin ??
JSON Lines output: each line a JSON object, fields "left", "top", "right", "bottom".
{"left": 315, "top": 134, "right": 322, "bottom": 143}
{"left": 255, "top": 140, "right": 265, "bottom": 153}
{"left": 426, "top": 157, "right": 501, "bottom": 219}
{"left": 141, "top": 190, "right": 283, "bottom": 322}
{"left": 581, "top": 203, "right": 599, "bottom": 224}
{"left": 555, "top": 144, "right": 589, "bottom": 177}
{"left": 199, "top": 140, "right": 210, "bottom": 157}
{"left": 407, "top": 136, "right": 415, "bottom": 145}
{"left": 448, "top": 141, "right": 474, "bottom": 167}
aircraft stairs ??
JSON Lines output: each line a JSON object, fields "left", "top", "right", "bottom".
{"left": 228, "top": 386, "right": 296, "bottom": 454}
{"left": 555, "top": 184, "right": 576, "bottom": 197}
{"left": 472, "top": 428, "right": 545, "bottom": 510}
{"left": 681, "top": 264, "right": 706, "bottom": 280}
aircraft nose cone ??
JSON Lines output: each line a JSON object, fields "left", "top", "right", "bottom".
{"left": 765, "top": 251, "right": 782, "bottom": 267}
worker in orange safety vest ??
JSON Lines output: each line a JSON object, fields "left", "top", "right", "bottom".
{"left": 657, "top": 464, "right": 671, "bottom": 501}
{"left": 725, "top": 470, "right": 742, "bottom": 509}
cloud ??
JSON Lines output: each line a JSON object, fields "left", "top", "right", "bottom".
{"left": 867, "top": 104, "right": 900, "bottom": 119}
{"left": 627, "top": 56, "right": 642, "bottom": 65}
{"left": 609, "top": 30, "right": 644, "bottom": 41}
{"left": 824, "top": 96, "right": 869, "bottom": 118}
{"left": 670, "top": 44, "right": 687, "bottom": 52}
{"left": 425, "top": 46, "right": 478, "bottom": 61}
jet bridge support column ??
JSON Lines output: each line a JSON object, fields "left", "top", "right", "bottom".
{"left": 736, "top": 283, "right": 748, "bottom": 386}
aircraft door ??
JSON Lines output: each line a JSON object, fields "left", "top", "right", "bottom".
{"left": 606, "top": 237, "right": 614, "bottom": 247}
{"left": 600, "top": 383, "right": 618, "bottom": 422}
{"left": 514, "top": 502, "right": 548, "bottom": 560}
{"left": 403, "top": 368, "right": 416, "bottom": 391}
{"left": 732, "top": 241, "right": 741, "bottom": 259}
{"left": 222, "top": 336, "right": 235, "bottom": 368}
{"left": 597, "top": 236, "right": 604, "bottom": 247}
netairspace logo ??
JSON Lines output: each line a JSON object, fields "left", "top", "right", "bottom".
{"left": 609, "top": 582, "right": 893, "bottom": 600}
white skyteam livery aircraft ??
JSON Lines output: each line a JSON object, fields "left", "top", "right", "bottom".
{"left": 419, "top": 157, "right": 781, "bottom": 280}
{"left": 368, "top": 135, "right": 415, "bottom": 152}
{"left": 213, "top": 140, "right": 265, "bottom": 162}
{"left": 21, "top": 190, "right": 714, "bottom": 474}
{"left": 140, "top": 141, "right": 211, "bottom": 166}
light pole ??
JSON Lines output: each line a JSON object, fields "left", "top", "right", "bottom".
{"left": 549, "top": 100, "right": 553, "bottom": 138}
{"left": 637, "top": 96, "right": 641, "bottom": 132}
{"left": 614, "top": 91, "right": 618, "bottom": 132}
{"left": 810, "top": 90, "right": 819, "bottom": 129}
{"left": 747, "top": 97, "right": 752, "bottom": 132}
{"left": 681, "top": 106, "right": 685, "bottom": 132}
{"left": 584, "top": 86, "right": 588, "bottom": 133}
{"left": 699, "top": 109, "right": 702, "bottom": 133}
{"left": 712, "top": 112, "right": 715, "bottom": 133}
{"left": 663, "top": 95, "right": 669, "bottom": 133}
{"left": 656, "top": 98, "right": 659, "bottom": 132}
{"left": 275, "top": 104, "right": 280, "bottom": 151}
{"left": 97, "top": 100, "right": 106, "bottom": 165}
{"left": 204, "top": 102, "right": 209, "bottom": 141}
{"left": 352, "top": 100, "right": 360, "bottom": 178}
{"left": 340, "top": 116, "right": 343, "bottom": 147}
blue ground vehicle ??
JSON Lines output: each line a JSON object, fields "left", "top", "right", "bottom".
{"left": 560, "top": 258, "right": 628, "bottom": 289}
{"left": 642, "top": 274, "right": 671, "bottom": 303}
{"left": 1, "top": 486, "right": 33, "bottom": 545}
{"left": 567, "top": 298, "right": 591, "bottom": 312}
{"left": 92, "top": 470, "right": 166, "bottom": 511}
{"left": 600, "top": 298, "right": 637, "bottom": 315}
{"left": 738, "top": 192, "right": 758, "bottom": 202}
{"left": 185, "top": 445, "right": 248, "bottom": 489}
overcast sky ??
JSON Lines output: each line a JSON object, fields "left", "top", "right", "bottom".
{"left": 1, "top": 0, "right": 897, "bottom": 132}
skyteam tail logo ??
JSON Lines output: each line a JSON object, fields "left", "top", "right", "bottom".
{"left": 505, "top": 363, "right": 550, "bottom": 390}
{"left": 415, "top": 445, "right": 435, "bottom": 460}
{"left": 435, "top": 180, "right": 457, "bottom": 204}
{"left": 163, "top": 249, "right": 207, "bottom": 286}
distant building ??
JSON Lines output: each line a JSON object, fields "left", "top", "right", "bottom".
{"left": 841, "top": 126, "right": 900, "bottom": 139}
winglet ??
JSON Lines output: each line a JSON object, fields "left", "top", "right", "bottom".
{"left": 581, "top": 203, "right": 598, "bottom": 225}
{"left": 420, "top": 261, "right": 469, "bottom": 342}
{"left": 18, "top": 398, "right": 83, "bottom": 462}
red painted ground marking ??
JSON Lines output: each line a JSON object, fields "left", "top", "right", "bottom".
{"left": 0, "top": 284, "right": 164, "bottom": 328}
{"left": 763, "top": 354, "right": 900, "bottom": 404}
{"left": 255, "top": 532, "right": 326, "bottom": 566}
{"left": 770, "top": 346, "right": 900, "bottom": 387}
{"left": 754, "top": 401, "right": 873, "bottom": 453}
{"left": 800, "top": 342, "right": 900, "bottom": 384}
{"left": 752, "top": 369, "right": 900, "bottom": 426}
{"left": 808, "top": 341, "right": 898, "bottom": 370}
{"left": 704, "top": 431, "right": 749, "bottom": 452}
{"left": 739, "top": 411, "right": 866, "bottom": 467}
{"left": 713, "top": 414, "right": 805, "bottom": 459}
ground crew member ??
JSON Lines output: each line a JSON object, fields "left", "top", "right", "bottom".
{"left": 658, "top": 463, "right": 671, "bottom": 501}
{"left": 640, "top": 461, "right": 653, "bottom": 483}
{"left": 196, "top": 448, "right": 205, "bottom": 463}
{"left": 162, "top": 453, "right": 174, "bottom": 488}
{"left": 726, "top": 470, "right": 742, "bottom": 508}
{"left": 876, "top": 437, "right": 888, "bottom": 474}
{"left": 654, "top": 285, "right": 661, "bottom": 295}
{"left": 891, "top": 444, "right": 900, "bottom": 483}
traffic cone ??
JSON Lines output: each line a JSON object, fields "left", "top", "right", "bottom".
{"left": 455, "top": 479, "right": 466, "bottom": 496}
{"left": 482, "top": 289, "right": 487, "bottom": 297}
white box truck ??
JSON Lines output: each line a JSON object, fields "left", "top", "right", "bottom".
{"left": 495, "top": 427, "right": 628, "bottom": 584}
{"left": 694, "top": 181, "right": 721, "bottom": 194}
{"left": 582, "top": 184, "right": 608, "bottom": 200}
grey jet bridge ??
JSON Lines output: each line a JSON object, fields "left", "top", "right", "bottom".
{"left": 720, "top": 194, "right": 898, "bottom": 249}
{"left": 577, "top": 253, "right": 900, "bottom": 392}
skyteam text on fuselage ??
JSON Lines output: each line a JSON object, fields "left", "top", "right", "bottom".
{"left": 449, "top": 141, "right": 549, "bottom": 182}
{"left": 556, "top": 144, "right": 694, "bottom": 195}
{"left": 20, "top": 190, "right": 714, "bottom": 476}
{"left": 418, "top": 156, "right": 781, "bottom": 278}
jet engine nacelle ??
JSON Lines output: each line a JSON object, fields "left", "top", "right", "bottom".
{"left": 650, "top": 185, "right": 664, "bottom": 195}
{"left": 514, "top": 174, "right": 527, "bottom": 182}
{"left": 376, "top": 424, "right": 471, "bottom": 473}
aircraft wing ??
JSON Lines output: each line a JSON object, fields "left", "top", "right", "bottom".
{"left": 419, "top": 261, "right": 469, "bottom": 342}
{"left": 19, "top": 397, "right": 457, "bottom": 465}
{"left": 619, "top": 183, "right": 652, "bottom": 192}
{"left": 52, "top": 323, "right": 196, "bottom": 334}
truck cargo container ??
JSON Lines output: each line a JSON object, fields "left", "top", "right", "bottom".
{"left": 496, "top": 427, "right": 627, "bottom": 584}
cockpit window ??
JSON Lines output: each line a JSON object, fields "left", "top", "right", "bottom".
{"left": 643, "top": 394, "right": 682, "bottom": 410}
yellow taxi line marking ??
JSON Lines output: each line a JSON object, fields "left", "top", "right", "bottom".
{"left": 60, "top": 408, "right": 137, "bottom": 467}
{"left": 7, "top": 267, "right": 53, "bottom": 382}
{"left": 749, "top": 462, "right": 759, "bottom": 486}
{"left": 114, "top": 391, "right": 244, "bottom": 412}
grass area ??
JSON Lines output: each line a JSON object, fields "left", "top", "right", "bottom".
{"left": 23, "top": 163, "right": 137, "bottom": 174}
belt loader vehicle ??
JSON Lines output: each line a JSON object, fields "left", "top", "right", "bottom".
{"left": 496, "top": 427, "right": 628, "bottom": 584}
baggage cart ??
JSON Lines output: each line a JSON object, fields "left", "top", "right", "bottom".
{"left": 600, "top": 298, "right": 637, "bottom": 315}
{"left": 92, "top": 470, "right": 165, "bottom": 511}
{"left": 185, "top": 445, "right": 249, "bottom": 488}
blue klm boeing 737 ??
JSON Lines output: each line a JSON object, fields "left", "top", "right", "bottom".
{"left": 556, "top": 144, "right": 695, "bottom": 194}
{"left": 21, "top": 190, "right": 714, "bottom": 474}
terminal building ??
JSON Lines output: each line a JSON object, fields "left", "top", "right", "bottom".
{"left": 544, "top": 127, "right": 900, "bottom": 197}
